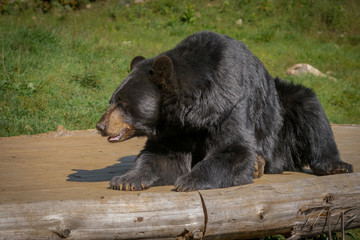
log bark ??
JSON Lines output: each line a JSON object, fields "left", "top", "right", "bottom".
{"left": 0, "top": 173, "right": 359, "bottom": 240}
{"left": 0, "top": 192, "right": 205, "bottom": 240}
{"left": 200, "top": 173, "right": 360, "bottom": 240}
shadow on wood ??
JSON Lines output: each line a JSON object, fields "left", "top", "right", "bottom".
{"left": 67, "top": 156, "right": 136, "bottom": 182}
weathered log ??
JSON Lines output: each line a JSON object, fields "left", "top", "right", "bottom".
{"left": 0, "top": 192, "right": 205, "bottom": 240}
{"left": 0, "top": 173, "right": 359, "bottom": 240}
{"left": 200, "top": 173, "right": 360, "bottom": 239}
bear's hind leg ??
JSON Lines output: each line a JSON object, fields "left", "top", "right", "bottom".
{"left": 310, "top": 147, "right": 353, "bottom": 176}
{"left": 274, "top": 78, "right": 353, "bottom": 176}
{"left": 312, "top": 160, "right": 353, "bottom": 176}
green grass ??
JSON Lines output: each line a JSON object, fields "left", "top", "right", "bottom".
{"left": 0, "top": 0, "right": 359, "bottom": 137}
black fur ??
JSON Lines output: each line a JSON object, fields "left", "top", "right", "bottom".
{"left": 97, "top": 31, "right": 353, "bottom": 191}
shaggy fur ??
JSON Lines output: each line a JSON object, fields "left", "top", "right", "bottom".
{"left": 96, "top": 31, "right": 353, "bottom": 191}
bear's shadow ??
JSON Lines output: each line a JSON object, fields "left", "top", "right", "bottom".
{"left": 67, "top": 155, "right": 136, "bottom": 182}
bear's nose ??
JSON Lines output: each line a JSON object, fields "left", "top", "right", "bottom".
{"left": 96, "top": 122, "right": 107, "bottom": 134}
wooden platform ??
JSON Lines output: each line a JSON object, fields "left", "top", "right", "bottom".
{"left": 0, "top": 125, "right": 359, "bottom": 239}
{"left": 0, "top": 125, "right": 358, "bottom": 203}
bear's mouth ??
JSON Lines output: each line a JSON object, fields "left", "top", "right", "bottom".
{"left": 107, "top": 134, "right": 124, "bottom": 143}
{"left": 107, "top": 128, "right": 134, "bottom": 143}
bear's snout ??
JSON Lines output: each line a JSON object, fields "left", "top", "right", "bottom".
{"left": 96, "top": 105, "right": 135, "bottom": 143}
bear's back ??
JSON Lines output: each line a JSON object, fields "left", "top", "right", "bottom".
{"left": 162, "top": 32, "right": 272, "bottom": 100}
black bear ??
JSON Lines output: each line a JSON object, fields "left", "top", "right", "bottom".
{"left": 96, "top": 31, "right": 353, "bottom": 191}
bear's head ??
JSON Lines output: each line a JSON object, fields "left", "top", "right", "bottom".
{"left": 96, "top": 55, "right": 174, "bottom": 142}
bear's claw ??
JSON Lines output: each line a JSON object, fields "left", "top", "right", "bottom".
{"left": 110, "top": 174, "right": 155, "bottom": 191}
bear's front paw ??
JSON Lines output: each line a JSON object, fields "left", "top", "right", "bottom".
{"left": 110, "top": 172, "right": 158, "bottom": 191}
{"left": 175, "top": 173, "right": 215, "bottom": 192}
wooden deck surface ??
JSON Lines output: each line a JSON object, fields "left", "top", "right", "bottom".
{"left": 0, "top": 125, "right": 359, "bottom": 204}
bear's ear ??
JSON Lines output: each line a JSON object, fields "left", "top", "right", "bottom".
{"left": 151, "top": 56, "right": 173, "bottom": 90}
{"left": 130, "top": 56, "right": 146, "bottom": 71}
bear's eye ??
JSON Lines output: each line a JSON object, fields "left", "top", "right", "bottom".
{"left": 149, "top": 69, "right": 154, "bottom": 75}
{"left": 118, "top": 101, "right": 128, "bottom": 110}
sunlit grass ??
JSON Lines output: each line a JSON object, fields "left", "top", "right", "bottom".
{"left": 0, "top": 0, "right": 359, "bottom": 137}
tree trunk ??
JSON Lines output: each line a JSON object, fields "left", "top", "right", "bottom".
{"left": 0, "top": 192, "right": 205, "bottom": 240}
{"left": 0, "top": 173, "right": 359, "bottom": 240}
{"left": 200, "top": 172, "right": 360, "bottom": 239}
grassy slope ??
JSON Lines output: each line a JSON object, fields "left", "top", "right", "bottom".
{"left": 0, "top": 0, "right": 359, "bottom": 137}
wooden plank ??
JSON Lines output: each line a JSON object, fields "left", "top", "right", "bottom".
{"left": 200, "top": 173, "right": 360, "bottom": 240}
{"left": 0, "top": 192, "right": 205, "bottom": 240}
{"left": 0, "top": 125, "right": 358, "bottom": 204}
